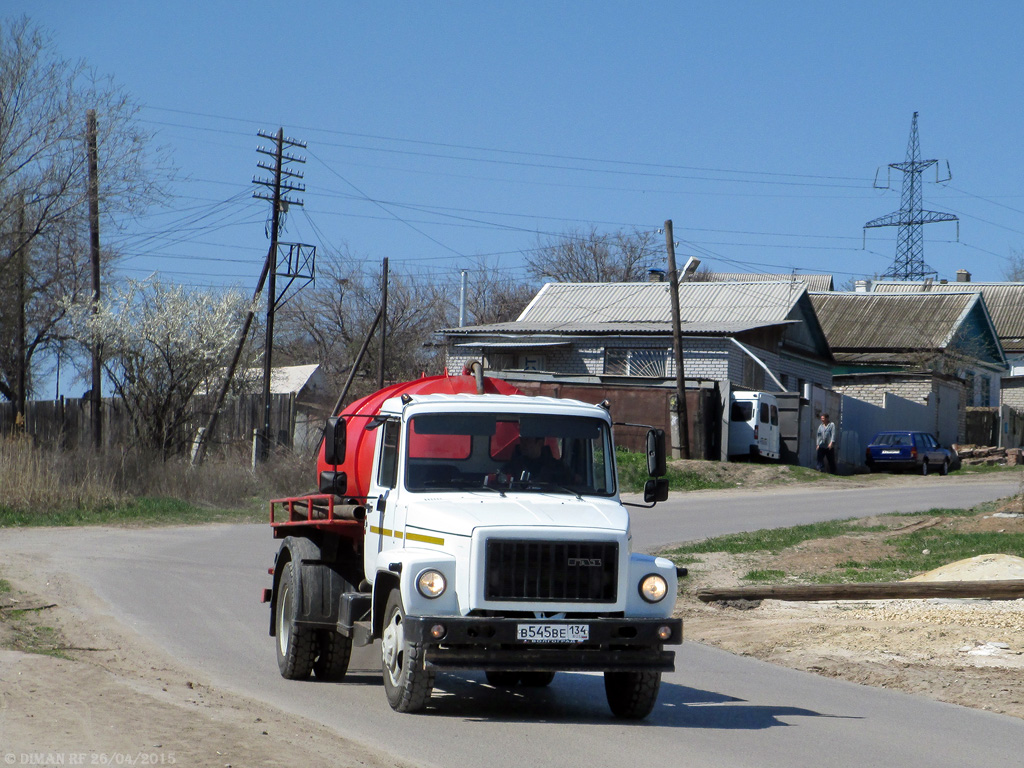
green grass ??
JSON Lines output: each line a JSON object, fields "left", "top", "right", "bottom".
{"left": 0, "top": 579, "right": 11, "bottom": 594}
{"left": 663, "top": 518, "right": 886, "bottom": 557}
{"left": 953, "top": 462, "right": 1024, "bottom": 475}
{"left": 665, "top": 500, "right": 1024, "bottom": 584}
{"left": 0, "top": 496, "right": 264, "bottom": 528}
{"left": 616, "top": 447, "right": 731, "bottom": 493}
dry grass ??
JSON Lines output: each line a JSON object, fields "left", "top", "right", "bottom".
{"left": 0, "top": 437, "right": 310, "bottom": 517}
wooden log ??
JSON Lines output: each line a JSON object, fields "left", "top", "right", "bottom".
{"left": 697, "top": 580, "right": 1024, "bottom": 603}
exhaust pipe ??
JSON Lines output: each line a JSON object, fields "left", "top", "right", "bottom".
{"left": 467, "top": 360, "right": 485, "bottom": 394}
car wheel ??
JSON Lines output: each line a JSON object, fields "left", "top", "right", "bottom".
{"left": 921, "top": 460, "right": 929, "bottom": 476}
{"left": 941, "top": 459, "right": 949, "bottom": 476}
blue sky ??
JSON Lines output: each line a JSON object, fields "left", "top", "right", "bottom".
{"left": 9, "top": 1, "right": 1024, "bottom": 292}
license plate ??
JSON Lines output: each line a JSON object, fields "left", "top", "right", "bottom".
{"left": 516, "top": 623, "right": 589, "bottom": 643}
{"left": 881, "top": 450, "right": 901, "bottom": 454}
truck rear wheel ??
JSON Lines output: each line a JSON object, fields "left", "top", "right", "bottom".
{"left": 604, "top": 670, "right": 661, "bottom": 719}
{"left": 381, "top": 589, "right": 435, "bottom": 712}
{"left": 313, "top": 629, "right": 352, "bottom": 681}
{"left": 275, "top": 559, "right": 316, "bottom": 680}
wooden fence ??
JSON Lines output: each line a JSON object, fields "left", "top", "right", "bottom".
{"left": 0, "top": 393, "right": 305, "bottom": 455}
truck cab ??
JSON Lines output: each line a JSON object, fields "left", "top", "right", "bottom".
{"left": 266, "top": 377, "right": 680, "bottom": 719}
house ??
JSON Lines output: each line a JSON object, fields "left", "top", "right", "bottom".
{"left": 870, "top": 277, "right": 1024, "bottom": 411}
{"left": 442, "top": 280, "right": 834, "bottom": 461}
{"left": 808, "top": 290, "right": 1006, "bottom": 456}
{"left": 445, "top": 280, "right": 832, "bottom": 391}
{"left": 698, "top": 272, "right": 836, "bottom": 292}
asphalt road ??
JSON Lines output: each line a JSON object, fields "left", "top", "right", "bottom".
{"left": 5, "top": 475, "right": 1023, "bottom": 768}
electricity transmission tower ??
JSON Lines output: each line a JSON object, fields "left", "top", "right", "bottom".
{"left": 864, "top": 112, "right": 957, "bottom": 280}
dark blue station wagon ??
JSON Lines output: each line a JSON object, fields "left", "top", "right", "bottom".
{"left": 865, "top": 431, "right": 956, "bottom": 476}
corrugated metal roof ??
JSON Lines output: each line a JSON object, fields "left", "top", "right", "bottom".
{"left": 446, "top": 320, "right": 795, "bottom": 336}
{"left": 510, "top": 281, "right": 807, "bottom": 329}
{"left": 873, "top": 281, "right": 1024, "bottom": 351}
{"left": 809, "top": 292, "right": 977, "bottom": 350}
{"left": 700, "top": 272, "right": 835, "bottom": 292}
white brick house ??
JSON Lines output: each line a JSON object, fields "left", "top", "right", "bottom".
{"left": 442, "top": 281, "right": 834, "bottom": 393}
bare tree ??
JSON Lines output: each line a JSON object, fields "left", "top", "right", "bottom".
{"left": 275, "top": 253, "right": 450, "bottom": 401}
{"left": 1002, "top": 249, "right": 1024, "bottom": 282}
{"left": 526, "top": 227, "right": 660, "bottom": 283}
{"left": 0, "top": 15, "right": 170, "bottom": 401}
{"left": 451, "top": 257, "right": 537, "bottom": 326}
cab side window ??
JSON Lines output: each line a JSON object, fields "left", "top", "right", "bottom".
{"left": 377, "top": 419, "right": 400, "bottom": 489}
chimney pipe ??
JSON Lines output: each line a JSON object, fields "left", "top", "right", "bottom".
{"left": 956, "top": 269, "right": 971, "bottom": 283}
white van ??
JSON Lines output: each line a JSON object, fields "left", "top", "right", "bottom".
{"left": 728, "top": 391, "right": 781, "bottom": 461}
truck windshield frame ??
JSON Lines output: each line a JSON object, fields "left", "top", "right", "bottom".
{"left": 404, "top": 412, "right": 616, "bottom": 497}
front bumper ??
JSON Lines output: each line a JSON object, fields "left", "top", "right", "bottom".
{"left": 403, "top": 616, "right": 682, "bottom": 673}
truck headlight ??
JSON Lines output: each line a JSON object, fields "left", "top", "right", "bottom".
{"left": 639, "top": 574, "right": 668, "bottom": 603}
{"left": 416, "top": 569, "right": 447, "bottom": 599}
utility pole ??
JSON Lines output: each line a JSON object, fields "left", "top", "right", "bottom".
{"left": 15, "top": 198, "right": 27, "bottom": 422}
{"left": 86, "top": 109, "right": 102, "bottom": 450}
{"left": 664, "top": 220, "right": 690, "bottom": 460}
{"left": 252, "top": 128, "right": 309, "bottom": 461}
{"left": 377, "top": 257, "right": 389, "bottom": 390}
{"left": 864, "top": 112, "right": 957, "bottom": 280}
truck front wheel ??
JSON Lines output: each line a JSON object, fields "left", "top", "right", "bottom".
{"left": 275, "top": 559, "right": 316, "bottom": 679}
{"left": 380, "top": 589, "right": 435, "bottom": 712}
{"left": 604, "top": 670, "right": 661, "bottom": 719}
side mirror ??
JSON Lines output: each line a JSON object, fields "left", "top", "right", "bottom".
{"left": 646, "top": 428, "right": 667, "bottom": 478}
{"left": 643, "top": 477, "right": 670, "bottom": 504}
{"left": 323, "top": 417, "right": 347, "bottom": 465}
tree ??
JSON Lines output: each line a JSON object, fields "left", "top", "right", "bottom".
{"left": 525, "top": 227, "right": 660, "bottom": 283}
{"left": 1002, "top": 249, "right": 1024, "bottom": 282}
{"left": 66, "top": 280, "right": 254, "bottom": 457}
{"left": 275, "top": 253, "right": 450, "bottom": 401}
{"left": 0, "top": 15, "right": 170, "bottom": 403}
{"left": 455, "top": 257, "right": 537, "bottom": 326}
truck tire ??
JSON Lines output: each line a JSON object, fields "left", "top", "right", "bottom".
{"left": 485, "top": 671, "right": 520, "bottom": 687}
{"left": 519, "top": 671, "right": 556, "bottom": 687}
{"left": 603, "top": 670, "right": 661, "bottom": 719}
{"left": 275, "top": 559, "right": 316, "bottom": 680}
{"left": 381, "top": 589, "right": 435, "bottom": 712}
{"left": 313, "top": 629, "right": 352, "bottom": 681}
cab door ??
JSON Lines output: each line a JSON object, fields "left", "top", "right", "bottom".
{"left": 364, "top": 418, "right": 405, "bottom": 576}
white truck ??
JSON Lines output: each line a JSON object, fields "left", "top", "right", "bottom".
{"left": 263, "top": 373, "right": 682, "bottom": 719}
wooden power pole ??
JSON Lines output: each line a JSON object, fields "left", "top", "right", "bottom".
{"left": 664, "top": 220, "right": 690, "bottom": 459}
{"left": 86, "top": 109, "right": 102, "bottom": 450}
{"left": 377, "top": 257, "right": 389, "bottom": 390}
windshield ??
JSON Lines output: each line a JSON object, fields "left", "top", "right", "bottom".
{"left": 405, "top": 412, "right": 616, "bottom": 496}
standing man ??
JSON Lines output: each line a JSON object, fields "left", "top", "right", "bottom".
{"left": 816, "top": 412, "right": 837, "bottom": 473}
